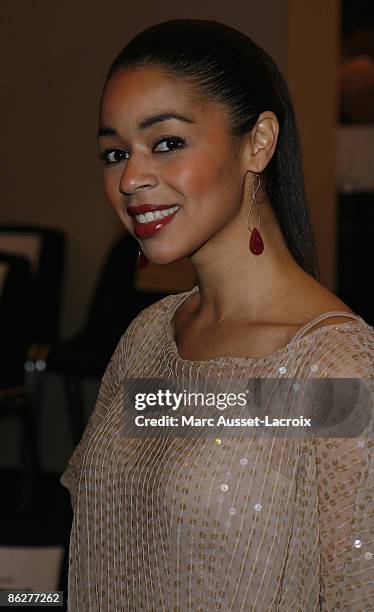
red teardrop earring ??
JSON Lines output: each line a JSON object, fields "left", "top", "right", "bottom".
{"left": 137, "top": 248, "right": 149, "bottom": 269}
{"left": 249, "top": 227, "right": 264, "bottom": 255}
{"left": 247, "top": 172, "right": 264, "bottom": 255}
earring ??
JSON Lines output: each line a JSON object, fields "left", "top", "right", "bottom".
{"left": 247, "top": 172, "right": 264, "bottom": 255}
{"left": 137, "top": 248, "right": 149, "bottom": 269}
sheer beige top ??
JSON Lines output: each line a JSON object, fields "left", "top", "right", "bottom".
{"left": 61, "top": 287, "right": 374, "bottom": 611}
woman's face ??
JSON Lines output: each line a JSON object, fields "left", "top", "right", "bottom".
{"left": 98, "top": 66, "right": 248, "bottom": 264}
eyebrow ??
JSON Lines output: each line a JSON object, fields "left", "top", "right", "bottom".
{"left": 97, "top": 111, "right": 194, "bottom": 139}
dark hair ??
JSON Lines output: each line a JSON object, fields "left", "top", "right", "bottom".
{"left": 106, "top": 19, "right": 320, "bottom": 279}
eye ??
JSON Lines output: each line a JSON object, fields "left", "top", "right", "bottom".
{"left": 98, "top": 135, "right": 186, "bottom": 165}
{"left": 153, "top": 135, "right": 186, "bottom": 153}
{"left": 98, "top": 148, "right": 128, "bottom": 165}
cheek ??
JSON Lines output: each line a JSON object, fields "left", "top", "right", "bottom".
{"left": 170, "top": 151, "right": 233, "bottom": 195}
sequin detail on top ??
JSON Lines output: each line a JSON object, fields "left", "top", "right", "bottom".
{"left": 61, "top": 287, "right": 374, "bottom": 611}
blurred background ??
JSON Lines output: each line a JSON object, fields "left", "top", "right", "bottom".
{"left": 0, "top": 0, "right": 373, "bottom": 607}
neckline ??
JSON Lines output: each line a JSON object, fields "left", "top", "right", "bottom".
{"left": 164, "top": 285, "right": 365, "bottom": 366}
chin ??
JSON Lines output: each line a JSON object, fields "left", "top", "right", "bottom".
{"left": 145, "top": 246, "right": 187, "bottom": 266}
{"left": 149, "top": 254, "right": 182, "bottom": 266}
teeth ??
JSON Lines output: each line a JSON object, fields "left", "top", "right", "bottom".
{"left": 134, "top": 205, "right": 180, "bottom": 224}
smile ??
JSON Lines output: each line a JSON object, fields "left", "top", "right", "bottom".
{"left": 132, "top": 206, "right": 180, "bottom": 238}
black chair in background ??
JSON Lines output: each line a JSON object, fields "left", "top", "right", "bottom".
{"left": 0, "top": 224, "right": 66, "bottom": 404}
{"left": 0, "top": 254, "right": 40, "bottom": 508}
{"left": 0, "top": 254, "right": 32, "bottom": 389}
{"left": 46, "top": 232, "right": 166, "bottom": 446}
{"left": 0, "top": 225, "right": 66, "bottom": 353}
{"left": 337, "top": 191, "right": 374, "bottom": 326}
{"left": 0, "top": 225, "right": 65, "bottom": 501}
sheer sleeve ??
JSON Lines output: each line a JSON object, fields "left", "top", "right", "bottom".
{"left": 59, "top": 295, "right": 172, "bottom": 510}
{"left": 315, "top": 327, "right": 374, "bottom": 610}
{"left": 60, "top": 322, "right": 134, "bottom": 510}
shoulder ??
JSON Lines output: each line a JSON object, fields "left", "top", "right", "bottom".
{"left": 299, "top": 316, "right": 374, "bottom": 379}
{"left": 284, "top": 277, "right": 374, "bottom": 377}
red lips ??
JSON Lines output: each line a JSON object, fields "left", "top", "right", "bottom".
{"left": 130, "top": 206, "right": 180, "bottom": 238}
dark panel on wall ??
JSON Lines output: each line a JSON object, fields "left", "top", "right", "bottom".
{"left": 337, "top": 191, "right": 374, "bottom": 324}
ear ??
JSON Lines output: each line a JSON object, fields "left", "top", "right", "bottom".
{"left": 243, "top": 111, "right": 279, "bottom": 173}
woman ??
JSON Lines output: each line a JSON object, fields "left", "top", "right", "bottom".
{"left": 62, "top": 19, "right": 374, "bottom": 611}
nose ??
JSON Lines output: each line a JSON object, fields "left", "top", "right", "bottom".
{"left": 119, "top": 153, "right": 158, "bottom": 196}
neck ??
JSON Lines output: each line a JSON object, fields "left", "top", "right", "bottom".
{"left": 189, "top": 198, "right": 315, "bottom": 325}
